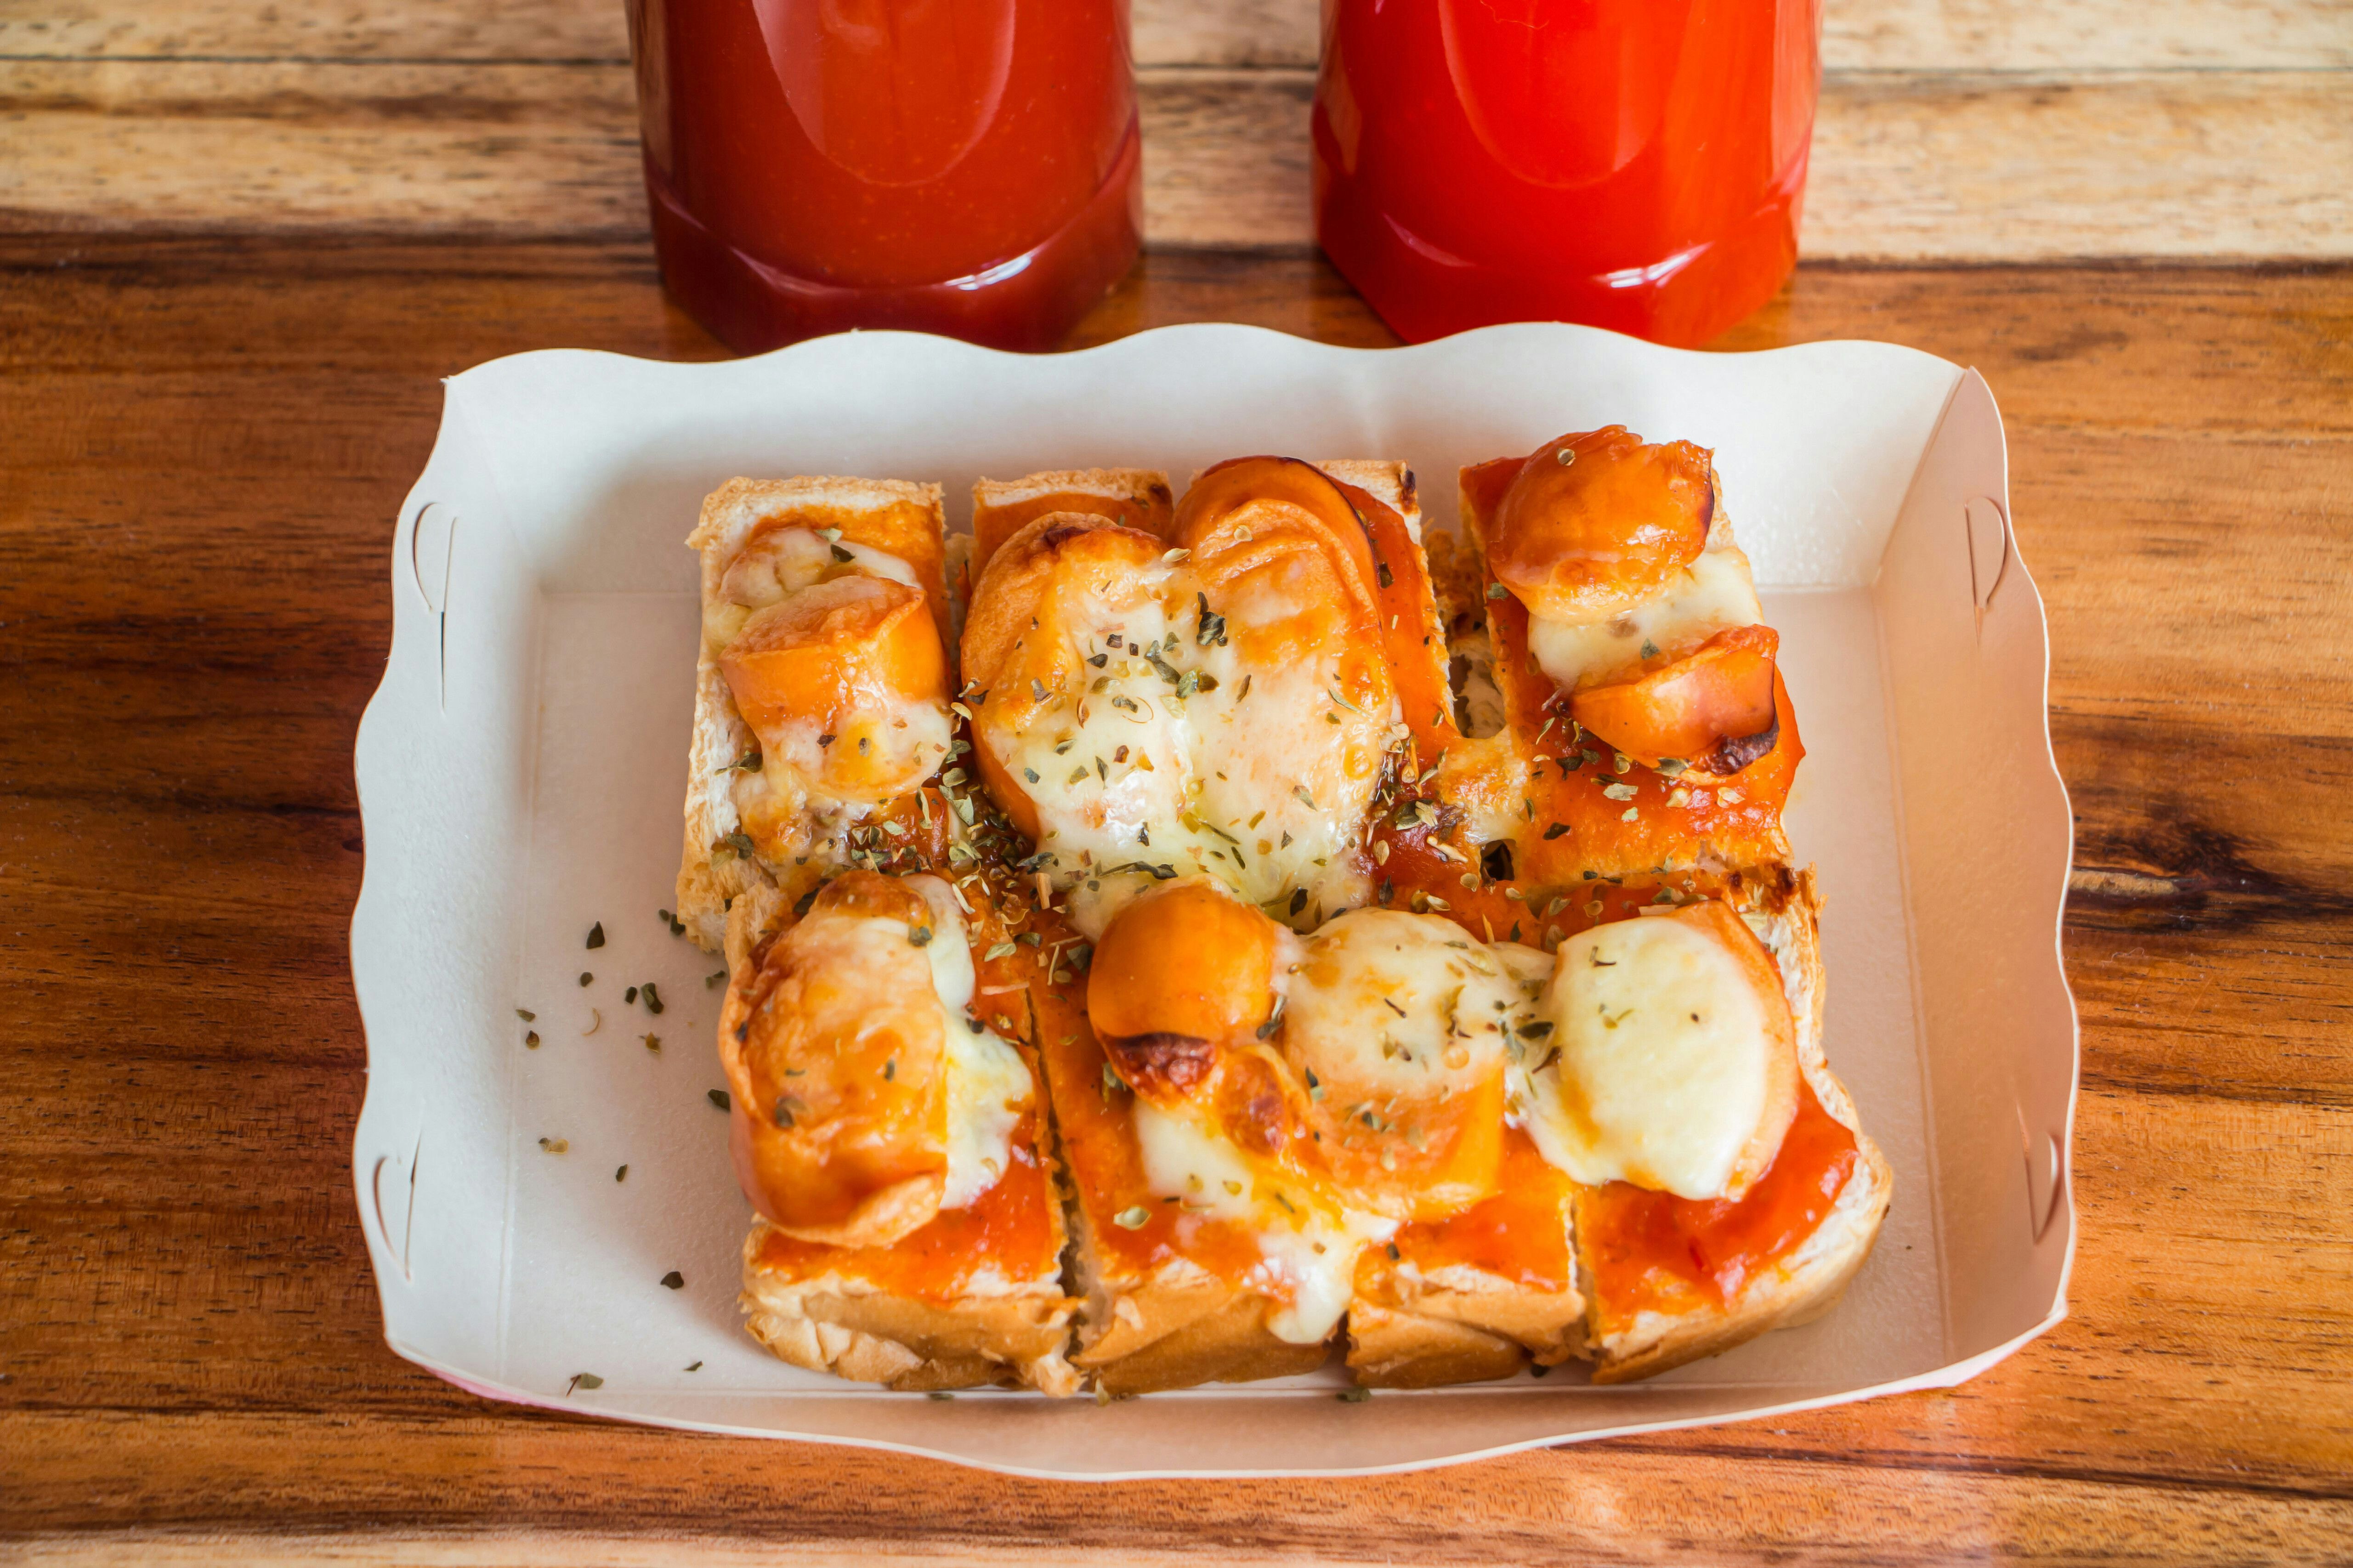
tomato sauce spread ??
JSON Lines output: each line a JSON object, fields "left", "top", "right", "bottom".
{"left": 1373, "top": 1126, "right": 1574, "bottom": 1292}
{"left": 1369, "top": 816, "right": 1725, "bottom": 951}
{"left": 751, "top": 1114, "right": 1060, "bottom": 1303}
{"left": 1580, "top": 1077, "right": 1857, "bottom": 1325}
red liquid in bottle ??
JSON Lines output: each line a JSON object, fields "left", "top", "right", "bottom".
{"left": 628, "top": 0, "right": 1141, "bottom": 352}
{"left": 1313, "top": 0, "right": 1823, "bottom": 347}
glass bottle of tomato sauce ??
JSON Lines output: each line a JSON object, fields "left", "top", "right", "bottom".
{"left": 627, "top": 0, "right": 1141, "bottom": 352}
{"left": 1313, "top": 0, "right": 1823, "bottom": 347}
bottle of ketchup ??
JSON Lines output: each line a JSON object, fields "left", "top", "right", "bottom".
{"left": 1313, "top": 0, "right": 1823, "bottom": 347}
{"left": 627, "top": 0, "right": 1141, "bottom": 353}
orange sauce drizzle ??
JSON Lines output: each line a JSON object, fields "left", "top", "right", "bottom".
{"left": 750, "top": 1112, "right": 1061, "bottom": 1304}
{"left": 1368, "top": 817, "right": 1718, "bottom": 950}
{"left": 1579, "top": 1077, "right": 1859, "bottom": 1327}
{"left": 1371, "top": 1125, "right": 1575, "bottom": 1291}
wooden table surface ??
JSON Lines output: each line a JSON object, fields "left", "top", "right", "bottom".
{"left": 5, "top": 0, "right": 2353, "bottom": 1559}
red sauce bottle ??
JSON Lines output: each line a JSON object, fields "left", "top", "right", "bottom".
{"left": 1313, "top": 0, "right": 1823, "bottom": 347}
{"left": 628, "top": 0, "right": 1141, "bottom": 353}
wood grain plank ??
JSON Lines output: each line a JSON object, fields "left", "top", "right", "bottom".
{"left": 11, "top": 0, "right": 2348, "bottom": 72}
{"left": 1823, "top": 0, "right": 2353, "bottom": 70}
{"left": 0, "top": 59, "right": 648, "bottom": 238}
{"left": 0, "top": 1404, "right": 2347, "bottom": 1561}
{"left": 5, "top": 60, "right": 2346, "bottom": 259}
{"left": 1805, "top": 70, "right": 2353, "bottom": 260}
{"left": 4, "top": 246, "right": 2352, "bottom": 1566}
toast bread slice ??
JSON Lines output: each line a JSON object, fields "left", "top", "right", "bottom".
{"left": 1448, "top": 455, "right": 1797, "bottom": 884}
{"left": 722, "top": 870, "right": 1081, "bottom": 1396}
{"left": 741, "top": 1223, "right": 1081, "bottom": 1395}
{"left": 677, "top": 476, "right": 948, "bottom": 954}
{"left": 1578, "top": 868, "right": 1894, "bottom": 1382}
{"left": 1030, "top": 982, "right": 1336, "bottom": 1396}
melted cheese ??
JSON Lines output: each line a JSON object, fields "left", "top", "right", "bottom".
{"left": 910, "top": 877, "right": 1032, "bottom": 1210}
{"left": 1278, "top": 911, "right": 1518, "bottom": 1096}
{"left": 1130, "top": 1099, "right": 1395, "bottom": 1344}
{"left": 709, "top": 526, "right": 921, "bottom": 648}
{"left": 711, "top": 525, "right": 952, "bottom": 818}
{"left": 990, "top": 583, "right": 1385, "bottom": 938}
{"left": 1525, "top": 544, "right": 1762, "bottom": 692}
{"left": 1520, "top": 914, "right": 1782, "bottom": 1200}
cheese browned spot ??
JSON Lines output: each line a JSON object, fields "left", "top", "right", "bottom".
{"left": 1518, "top": 900, "right": 1798, "bottom": 1202}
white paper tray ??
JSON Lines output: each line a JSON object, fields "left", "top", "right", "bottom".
{"left": 350, "top": 323, "right": 2078, "bottom": 1478}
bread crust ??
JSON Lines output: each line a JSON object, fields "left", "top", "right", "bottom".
{"left": 676, "top": 476, "right": 947, "bottom": 954}
{"left": 740, "top": 1220, "right": 1081, "bottom": 1395}
{"left": 1030, "top": 984, "right": 1338, "bottom": 1396}
{"left": 1346, "top": 1276, "right": 1586, "bottom": 1388}
{"left": 970, "top": 469, "right": 1173, "bottom": 579}
{"left": 1067, "top": 1212, "right": 1333, "bottom": 1397}
{"left": 1314, "top": 459, "right": 1421, "bottom": 542}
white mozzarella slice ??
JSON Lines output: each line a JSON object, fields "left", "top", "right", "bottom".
{"left": 1524, "top": 544, "right": 1762, "bottom": 692}
{"left": 941, "top": 1017, "right": 1031, "bottom": 1210}
{"left": 1520, "top": 915, "right": 1786, "bottom": 1200}
{"left": 1131, "top": 1098, "right": 1261, "bottom": 1220}
{"left": 994, "top": 596, "right": 1191, "bottom": 906}
{"left": 909, "top": 877, "right": 1032, "bottom": 1210}
{"left": 1277, "top": 910, "right": 1518, "bottom": 1097}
